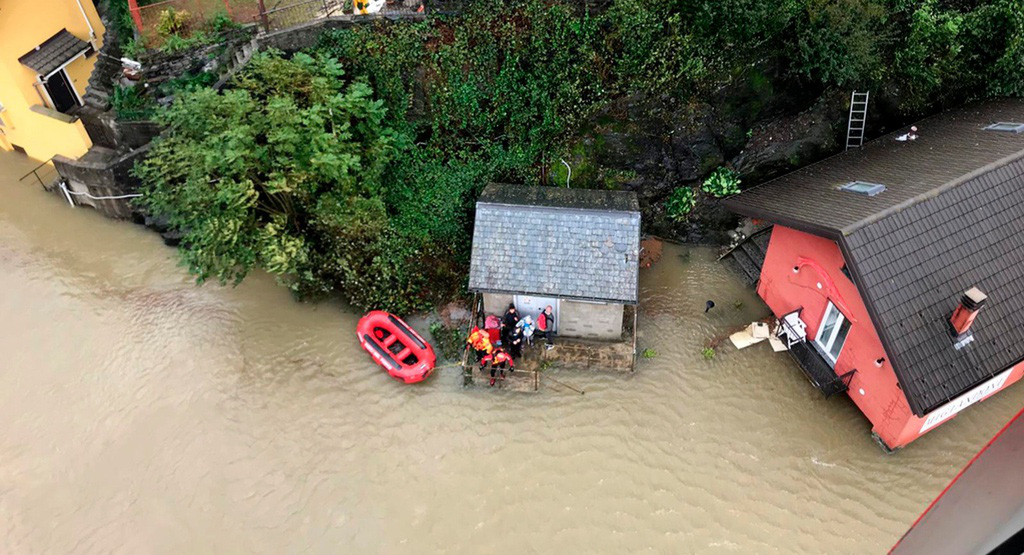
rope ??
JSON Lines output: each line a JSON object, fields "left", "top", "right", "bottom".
{"left": 61, "top": 182, "right": 143, "bottom": 201}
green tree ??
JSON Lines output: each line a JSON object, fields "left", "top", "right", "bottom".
{"left": 135, "top": 50, "right": 412, "bottom": 308}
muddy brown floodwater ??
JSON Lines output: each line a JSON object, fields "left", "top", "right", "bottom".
{"left": 2, "top": 150, "right": 1022, "bottom": 554}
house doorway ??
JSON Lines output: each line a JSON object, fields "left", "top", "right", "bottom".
{"left": 814, "top": 301, "right": 852, "bottom": 367}
{"left": 44, "top": 69, "right": 80, "bottom": 114}
{"left": 514, "top": 295, "right": 558, "bottom": 332}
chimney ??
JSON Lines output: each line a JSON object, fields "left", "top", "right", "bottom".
{"left": 950, "top": 287, "right": 987, "bottom": 337}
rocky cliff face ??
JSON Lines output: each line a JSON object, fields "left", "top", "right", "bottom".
{"left": 553, "top": 65, "right": 857, "bottom": 244}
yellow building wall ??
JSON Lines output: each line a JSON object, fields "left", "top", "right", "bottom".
{"left": 0, "top": 0, "right": 106, "bottom": 161}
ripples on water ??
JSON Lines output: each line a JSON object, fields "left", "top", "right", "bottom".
{"left": 1, "top": 151, "right": 1022, "bottom": 553}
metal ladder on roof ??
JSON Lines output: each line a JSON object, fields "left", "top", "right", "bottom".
{"left": 846, "top": 91, "right": 870, "bottom": 150}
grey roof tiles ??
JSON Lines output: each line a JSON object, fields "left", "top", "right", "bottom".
{"left": 18, "top": 29, "right": 90, "bottom": 76}
{"left": 726, "top": 99, "right": 1024, "bottom": 236}
{"left": 469, "top": 184, "right": 641, "bottom": 304}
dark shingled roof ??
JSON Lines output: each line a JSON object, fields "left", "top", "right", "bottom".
{"left": 726, "top": 99, "right": 1024, "bottom": 416}
{"left": 18, "top": 29, "right": 90, "bottom": 76}
{"left": 726, "top": 99, "right": 1024, "bottom": 237}
{"left": 469, "top": 184, "right": 641, "bottom": 304}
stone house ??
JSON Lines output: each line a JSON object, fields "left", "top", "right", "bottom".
{"left": 468, "top": 183, "right": 640, "bottom": 343}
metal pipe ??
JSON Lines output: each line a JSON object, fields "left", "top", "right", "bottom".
{"left": 74, "top": 0, "right": 97, "bottom": 40}
{"left": 560, "top": 158, "right": 571, "bottom": 188}
{"left": 59, "top": 182, "right": 76, "bottom": 207}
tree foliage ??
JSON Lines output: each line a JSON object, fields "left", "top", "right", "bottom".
{"left": 137, "top": 0, "right": 1024, "bottom": 313}
{"left": 135, "top": 51, "right": 425, "bottom": 310}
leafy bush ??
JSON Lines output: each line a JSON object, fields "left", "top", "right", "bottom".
{"left": 122, "top": 37, "right": 145, "bottom": 59}
{"left": 701, "top": 167, "right": 741, "bottom": 197}
{"left": 702, "top": 347, "right": 716, "bottom": 360}
{"left": 111, "top": 85, "right": 156, "bottom": 121}
{"left": 108, "top": 0, "right": 138, "bottom": 47}
{"left": 209, "top": 12, "right": 240, "bottom": 34}
{"left": 665, "top": 187, "right": 697, "bottom": 221}
{"left": 430, "top": 321, "right": 466, "bottom": 361}
{"left": 156, "top": 7, "right": 191, "bottom": 38}
{"left": 641, "top": 348, "right": 658, "bottom": 359}
{"left": 135, "top": 51, "right": 419, "bottom": 310}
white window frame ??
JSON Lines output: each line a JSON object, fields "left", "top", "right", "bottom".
{"left": 814, "top": 301, "right": 851, "bottom": 366}
{"left": 984, "top": 122, "right": 1024, "bottom": 134}
{"left": 34, "top": 46, "right": 90, "bottom": 112}
{"left": 840, "top": 181, "right": 886, "bottom": 196}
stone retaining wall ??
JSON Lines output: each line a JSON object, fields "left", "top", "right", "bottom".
{"left": 52, "top": 145, "right": 150, "bottom": 219}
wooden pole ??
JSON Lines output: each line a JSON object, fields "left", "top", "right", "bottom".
{"left": 545, "top": 375, "right": 584, "bottom": 395}
{"left": 257, "top": 0, "right": 269, "bottom": 32}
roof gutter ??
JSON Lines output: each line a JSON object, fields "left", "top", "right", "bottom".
{"left": 468, "top": 287, "right": 638, "bottom": 306}
{"left": 722, "top": 199, "right": 843, "bottom": 241}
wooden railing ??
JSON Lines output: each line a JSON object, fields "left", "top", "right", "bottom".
{"left": 19, "top": 157, "right": 60, "bottom": 189}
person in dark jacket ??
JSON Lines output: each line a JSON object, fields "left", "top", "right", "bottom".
{"left": 500, "top": 303, "right": 520, "bottom": 346}
{"left": 537, "top": 305, "right": 556, "bottom": 350}
{"left": 507, "top": 323, "right": 524, "bottom": 360}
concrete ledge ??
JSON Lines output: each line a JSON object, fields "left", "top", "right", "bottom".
{"left": 29, "top": 104, "right": 79, "bottom": 124}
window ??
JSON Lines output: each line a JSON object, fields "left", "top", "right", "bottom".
{"left": 814, "top": 302, "right": 852, "bottom": 367}
{"left": 984, "top": 122, "right": 1024, "bottom": 134}
{"left": 839, "top": 181, "right": 886, "bottom": 196}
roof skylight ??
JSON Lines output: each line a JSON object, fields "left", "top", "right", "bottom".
{"left": 984, "top": 122, "right": 1024, "bottom": 133}
{"left": 839, "top": 181, "right": 886, "bottom": 197}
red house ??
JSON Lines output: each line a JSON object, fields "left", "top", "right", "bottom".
{"left": 724, "top": 99, "right": 1024, "bottom": 451}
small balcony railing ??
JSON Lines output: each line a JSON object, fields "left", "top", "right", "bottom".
{"left": 777, "top": 309, "right": 856, "bottom": 398}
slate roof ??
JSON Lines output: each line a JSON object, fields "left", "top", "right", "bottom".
{"left": 18, "top": 29, "right": 90, "bottom": 76}
{"left": 726, "top": 99, "right": 1024, "bottom": 237}
{"left": 469, "top": 184, "right": 641, "bottom": 304}
{"left": 726, "top": 99, "right": 1024, "bottom": 416}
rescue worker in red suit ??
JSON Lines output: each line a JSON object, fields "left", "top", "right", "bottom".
{"left": 466, "top": 327, "right": 493, "bottom": 361}
{"left": 481, "top": 348, "right": 514, "bottom": 386}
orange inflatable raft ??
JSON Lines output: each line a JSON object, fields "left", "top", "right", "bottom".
{"left": 356, "top": 311, "right": 436, "bottom": 384}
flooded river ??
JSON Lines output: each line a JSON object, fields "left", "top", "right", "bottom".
{"left": 2, "top": 150, "right": 1023, "bottom": 553}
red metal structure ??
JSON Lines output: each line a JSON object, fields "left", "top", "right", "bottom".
{"left": 356, "top": 311, "right": 436, "bottom": 384}
{"left": 891, "top": 407, "right": 1024, "bottom": 554}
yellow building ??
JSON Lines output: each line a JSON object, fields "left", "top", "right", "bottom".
{"left": 0, "top": 0, "right": 105, "bottom": 161}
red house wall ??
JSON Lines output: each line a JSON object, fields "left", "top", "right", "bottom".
{"left": 757, "top": 226, "right": 1024, "bottom": 449}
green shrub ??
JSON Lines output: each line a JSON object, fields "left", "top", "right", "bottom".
{"left": 209, "top": 12, "right": 240, "bottom": 34}
{"left": 134, "top": 51, "right": 414, "bottom": 310}
{"left": 701, "top": 167, "right": 741, "bottom": 198}
{"left": 430, "top": 321, "right": 466, "bottom": 361}
{"left": 122, "top": 37, "right": 145, "bottom": 59}
{"left": 702, "top": 347, "right": 716, "bottom": 360}
{"left": 111, "top": 85, "right": 155, "bottom": 121}
{"left": 666, "top": 187, "right": 697, "bottom": 221}
{"left": 156, "top": 7, "right": 191, "bottom": 38}
{"left": 641, "top": 348, "right": 658, "bottom": 359}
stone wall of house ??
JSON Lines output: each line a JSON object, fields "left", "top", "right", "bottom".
{"left": 52, "top": 144, "right": 149, "bottom": 219}
{"left": 559, "top": 300, "right": 623, "bottom": 340}
{"left": 482, "top": 293, "right": 514, "bottom": 317}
